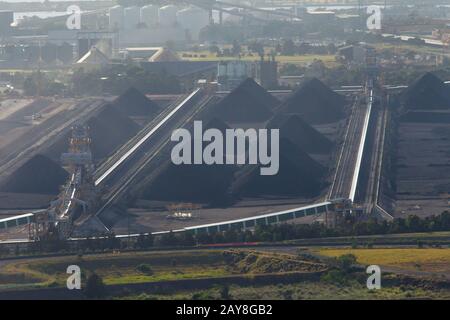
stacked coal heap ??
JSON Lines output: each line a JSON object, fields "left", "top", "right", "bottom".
{"left": 231, "top": 138, "right": 327, "bottom": 198}
{"left": 113, "top": 87, "right": 161, "bottom": 117}
{"left": 267, "top": 114, "right": 333, "bottom": 154}
{"left": 280, "top": 78, "right": 346, "bottom": 124}
{"left": 212, "top": 78, "right": 278, "bottom": 123}
{"left": 45, "top": 104, "right": 140, "bottom": 162}
{"left": 141, "top": 78, "right": 335, "bottom": 204}
{"left": 141, "top": 118, "right": 236, "bottom": 205}
{"left": 0, "top": 154, "right": 68, "bottom": 194}
{"left": 402, "top": 73, "right": 450, "bottom": 110}
{"left": 86, "top": 105, "right": 141, "bottom": 159}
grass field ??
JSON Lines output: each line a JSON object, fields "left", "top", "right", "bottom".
{"left": 0, "top": 249, "right": 325, "bottom": 290}
{"left": 373, "top": 42, "right": 450, "bottom": 58}
{"left": 118, "top": 281, "right": 450, "bottom": 300}
{"left": 318, "top": 248, "right": 450, "bottom": 274}
{"left": 178, "top": 51, "right": 338, "bottom": 66}
{"left": 3, "top": 248, "right": 450, "bottom": 299}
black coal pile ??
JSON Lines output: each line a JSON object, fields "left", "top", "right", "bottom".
{"left": 45, "top": 104, "right": 140, "bottom": 162}
{"left": 141, "top": 118, "right": 236, "bottom": 205}
{"left": 231, "top": 138, "right": 326, "bottom": 198}
{"left": 212, "top": 78, "right": 277, "bottom": 123}
{"left": 0, "top": 154, "right": 68, "bottom": 194}
{"left": 113, "top": 87, "right": 160, "bottom": 117}
{"left": 402, "top": 73, "right": 450, "bottom": 110}
{"left": 400, "top": 111, "right": 450, "bottom": 123}
{"left": 267, "top": 114, "right": 333, "bottom": 154}
{"left": 280, "top": 78, "right": 346, "bottom": 124}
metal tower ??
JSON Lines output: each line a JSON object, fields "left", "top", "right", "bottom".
{"left": 31, "top": 125, "right": 97, "bottom": 240}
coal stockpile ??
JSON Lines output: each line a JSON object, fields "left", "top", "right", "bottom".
{"left": 267, "top": 114, "right": 333, "bottom": 154}
{"left": 0, "top": 154, "right": 68, "bottom": 194}
{"left": 142, "top": 162, "right": 236, "bottom": 205}
{"left": 212, "top": 78, "right": 277, "bottom": 123}
{"left": 231, "top": 138, "right": 326, "bottom": 198}
{"left": 113, "top": 87, "right": 160, "bottom": 117}
{"left": 87, "top": 105, "right": 141, "bottom": 159}
{"left": 280, "top": 78, "right": 346, "bottom": 124}
{"left": 402, "top": 73, "right": 450, "bottom": 110}
{"left": 400, "top": 111, "right": 450, "bottom": 123}
{"left": 45, "top": 104, "right": 140, "bottom": 162}
{"left": 141, "top": 118, "right": 236, "bottom": 205}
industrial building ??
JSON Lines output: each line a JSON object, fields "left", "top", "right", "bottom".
{"left": 108, "top": 4, "right": 210, "bottom": 45}
{"left": 258, "top": 56, "right": 278, "bottom": 89}
{"left": 217, "top": 61, "right": 256, "bottom": 91}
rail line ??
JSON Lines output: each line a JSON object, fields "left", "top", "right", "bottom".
{"left": 349, "top": 89, "right": 373, "bottom": 202}
{"left": 0, "top": 91, "right": 201, "bottom": 232}
{"left": 1, "top": 84, "right": 389, "bottom": 240}
{"left": 94, "top": 89, "right": 208, "bottom": 219}
{"left": 95, "top": 89, "right": 201, "bottom": 186}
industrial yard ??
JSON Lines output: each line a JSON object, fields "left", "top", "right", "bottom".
{"left": 0, "top": 0, "right": 450, "bottom": 302}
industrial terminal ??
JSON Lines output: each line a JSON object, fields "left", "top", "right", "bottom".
{"left": 0, "top": 0, "right": 450, "bottom": 301}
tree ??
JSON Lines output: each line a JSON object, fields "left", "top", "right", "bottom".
{"left": 336, "top": 254, "right": 357, "bottom": 273}
{"left": 106, "top": 232, "right": 120, "bottom": 250}
{"left": 281, "top": 39, "right": 296, "bottom": 56}
{"left": 23, "top": 76, "right": 38, "bottom": 96}
{"left": 248, "top": 41, "right": 264, "bottom": 57}
{"left": 23, "top": 72, "right": 66, "bottom": 96}
{"left": 232, "top": 40, "right": 241, "bottom": 56}
{"left": 135, "top": 234, "right": 153, "bottom": 249}
{"left": 220, "top": 285, "right": 230, "bottom": 299}
{"left": 84, "top": 273, "right": 106, "bottom": 299}
{"left": 136, "top": 264, "right": 153, "bottom": 275}
{"left": 209, "top": 45, "right": 221, "bottom": 55}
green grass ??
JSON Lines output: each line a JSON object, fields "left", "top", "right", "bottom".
{"left": 104, "top": 268, "right": 229, "bottom": 285}
{"left": 115, "top": 280, "right": 450, "bottom": 300}
{"left": 373, "top": 42, "right": 450, "bottom": 58}
{"left": 0, "top": 249, "right": 324, "bottom": 290}
{"left": 178, "top": 51, "right": 338, "bottom": 66}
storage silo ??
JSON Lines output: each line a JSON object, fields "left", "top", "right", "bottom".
{"left": 140, "top": 5, "right": 158, "bottom": 28}
{"left": 158, "top": 5, "right": 177, "bottom": 27}
{"left": 124, "top": 6, "right": 140, "bottom": 30}
{"left": 109, "top": 5, "right": 124, "bottom": 31}
{"left": 177, "top": 7, "right": 209, "bottom": 39}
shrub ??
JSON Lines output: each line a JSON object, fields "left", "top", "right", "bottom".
{"left": 136, "top": 264, "right": 153, "bottom": 275}
{"left": 320, "top": 270, "right": 348, "bottom": 285}
{"left": 84, "top": 273, "right": 106, "bottom": 299}
{"left": 336, "top": 254, "right": 357, "bottom": 272}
